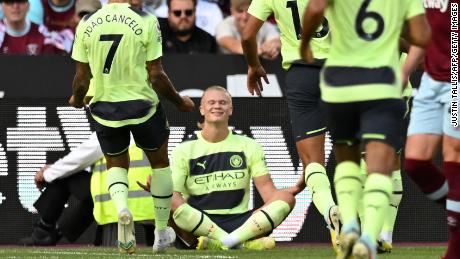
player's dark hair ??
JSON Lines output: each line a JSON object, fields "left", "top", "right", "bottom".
{"left": 0, "top": 0, "right": 28, "bottom": 4}
{"left": 166, "top": 0, "right": 197, "bottom": 9}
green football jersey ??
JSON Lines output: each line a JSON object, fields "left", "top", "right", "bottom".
{"left": 248, "top": 0, "right": 331, "bottom": 70}
{"left": 321, "top": 0, "right": 424, "bottom": 103}
{"left": 171, "top": 130, "right": 268, "bottom": 215}
{"left": 72, "top": 3, "right": 162, "bottom": 127}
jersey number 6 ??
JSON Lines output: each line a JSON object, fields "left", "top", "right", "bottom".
{"left": 355, "top": 0, "right": 384, "bottom": 41}
{"left": 99, "top": 34, "right": 124, "bottom": 74}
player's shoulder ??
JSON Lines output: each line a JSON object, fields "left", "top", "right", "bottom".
{"left": 175, "top": 132, "right": 199, "bottom": 150}
{"left": 250, "top": 0, "right": 273, "bottom": 9}
{"left": 230, "top": 132, "right": 259, "bottom": 147}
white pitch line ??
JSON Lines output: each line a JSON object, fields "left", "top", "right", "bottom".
{"left": 28, "top": 250, "right": 237, "bottom": 258}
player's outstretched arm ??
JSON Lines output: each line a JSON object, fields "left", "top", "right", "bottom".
{"left": 69, "top": 62, "right": 92, "bottom": 108}
{"left": 300, "top": 0, "right": 327, "bottom": 63}
{"left": 241, "top": 15, "right": 269, "bottom": 96}
{"left": 146, "top": 58, "right": 195, "bottom": 112}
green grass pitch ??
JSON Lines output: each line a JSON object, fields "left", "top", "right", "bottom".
{"left": 0, "top": 245, "right": 446, "bottom": 259}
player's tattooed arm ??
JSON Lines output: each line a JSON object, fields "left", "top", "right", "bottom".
{"left": 69, "top": 61, "right": 92, "bottom": 108}
{"left": 146, "top": 58, "right": 194, "bottom": 112}
{"left": 300, "top": 0, "right": 327, "bottom": 63}
{"left": 241, "top": 14, "right": 269, "bottom": 96}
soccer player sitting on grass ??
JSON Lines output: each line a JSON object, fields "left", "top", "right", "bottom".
{"left": 140, "top": 86, "right": 296, "bottom": 250}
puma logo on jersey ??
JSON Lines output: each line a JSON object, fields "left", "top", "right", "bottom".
{"left": 423, "top": 0, "right": 449, "bottom": 13}
{"left": 197, "top": 161, "right": 207, "bottom": 170}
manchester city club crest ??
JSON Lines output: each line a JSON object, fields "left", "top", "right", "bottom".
{"left": 229, "top": 154, "right": 242, "bottom": 168}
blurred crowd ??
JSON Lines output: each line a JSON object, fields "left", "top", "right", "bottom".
{"left": 0, "top": 0, "right": 280, "bottom": 58}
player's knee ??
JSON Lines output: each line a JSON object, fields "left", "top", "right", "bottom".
{"left": 171, "top": 193, "right": 186, "bottom": 213}
{"left": 277, "top": 191, "right": 296, "bottom": 209}
{"left": 443, "top": 139, "right": 460, "bottom": 162}
{"left": 147, "top": 154, "right": 169, "bottom": 168}
{"left": 296, "top": 138, "right": 325, "bottom": 165}
{"left": 365, "top": 143, "right": 396, "bottom": 174}
{"left": 405, "top": 135, "right": 439, "bottom": 160}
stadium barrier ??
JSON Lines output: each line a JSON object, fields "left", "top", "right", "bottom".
{"left": 0, "top": 55, "right": 445, "bottom": 244}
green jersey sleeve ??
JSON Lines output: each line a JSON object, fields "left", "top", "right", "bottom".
{"left": 247, "top": 0, "right": 273, "bottom": 22}
{"left": 145, "top": 16, "right": 163, "bottom": 61}
{"left": 71, "top": 21, "right": 89, "bottom": 63}
{"left": 405, "top": 0, "right": 425, "bottom": 20}
{"left": 248, "top": 140, "right": 269, "bottom": 178}
{"left": 171, "top": 147, "right": 189, "bottom": 194}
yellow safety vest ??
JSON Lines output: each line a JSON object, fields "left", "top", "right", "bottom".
{"left": 91, "top": 145, "right": 155, "bottom": 225}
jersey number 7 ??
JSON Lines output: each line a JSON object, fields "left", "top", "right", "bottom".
{"left": 99, "top": 34, "right": 124, "bottom": 74}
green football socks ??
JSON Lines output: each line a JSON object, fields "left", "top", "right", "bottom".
{"left": 380, "top": 170, "right": 402, "bottom": 243}
{"left": 106, "top": 167, "right": 129, "bottom": 213}
{"left": 334, "top": 161, "right": 363, "bottom": 228}
{"left": 173, "top": 203, "right": 228, "bottom": 240}
{"left": 222, "top": 200, "right": 291, "bottom": 248}
{"left": 305, "top": 162, "right": 336, "bottom": 218}
{"left": 358, "top": 158, "right": 367, "bottom": 223}
{"left": 362, "top": 173, "right": 393, "bottom": 242}
{"left": 150, "top": 167, "right": 173, "bottom": 230}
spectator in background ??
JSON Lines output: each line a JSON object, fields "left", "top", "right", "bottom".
{"left": 158, "top": 0, "right": 217, "bottom": 54}
{"left": 0, "top": 0, "right": 68, "bottom": 54}
{"left": 0, "top": 0, "right": 44, "bottom": 25}
{"left": 41, "top": 0, "right": 76, "bottom": 52}
{"left": 154, "top": 0, "right": 223, "bottom": 36}
{"left": 216, "top": 0, "right": 279, "bottom": 59}
{"left": 42, "top": 0, "right": 76, "bottom": 31}
{"left": 213, "top": 0, "right": 230, "bottom": 16}
{"left": 143, "top": 0, "right": 162, "bottom": 14}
